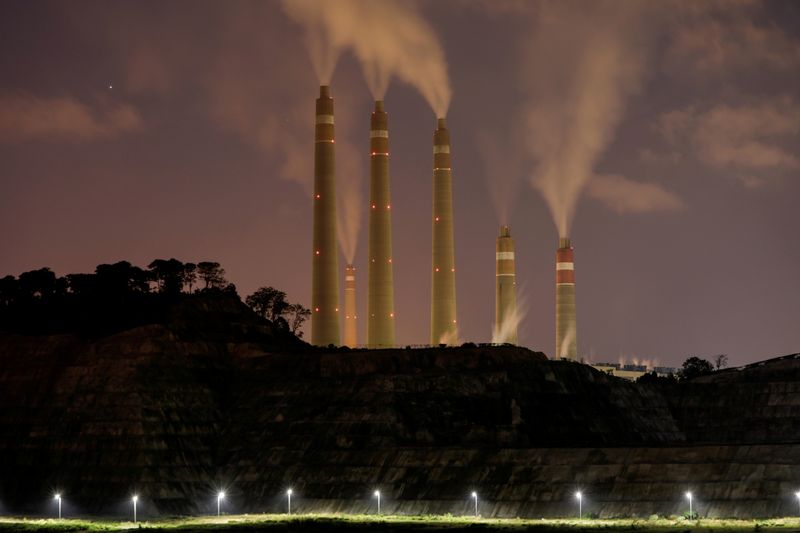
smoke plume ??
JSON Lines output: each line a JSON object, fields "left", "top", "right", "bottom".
{"left": 491, "top": 290, "right": 527, "bottom": 345}
{"left": 282, "top": 0, "right": 451, "bottom": 116}
{"left": 522, "top": 2, "right": 653, "bottom": 237}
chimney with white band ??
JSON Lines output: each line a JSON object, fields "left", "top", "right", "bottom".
{"left": 430, "top": 118, "right": 458, "bottom": 345}
{"left": 556, "top": 237, "right": 577, "bottom": 359}
{"left": 311, "top": 85, "right": 340, "bottom": 346}
{"left": 367, "top": 100, "right": 396, "bottom": 348}
{"left": 495, "top": 225, "right": 518, "bottom": 345}
{"left": 344, "top": 264, "right": 357, "bottom": 347}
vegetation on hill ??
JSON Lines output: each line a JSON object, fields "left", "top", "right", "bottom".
{"left": 0, "top": 260, "right": 308, "bottom": 339}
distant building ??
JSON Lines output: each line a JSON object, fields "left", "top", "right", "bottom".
{"left": 590, "top": 361, "right": 678, "bottom": 381}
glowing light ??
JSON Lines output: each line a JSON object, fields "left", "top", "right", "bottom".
{"left": 132, "top": 495, "right": 138, "bottom": 523}
{"left": 576, "top": 491, "right": 583, "bottom": 519}
{"left": 435, "top": 268, "right": 439, "bottom": 272}
{"left": 286, "top": 489, "right": 293, "bottom": 515}
{"left": 217, "top": 491, "right": 225, "bottom": 517}
{"left": 374, "top": 490, "right": 381, "bottom": 514}
{"left": 315, "top": 194, "right": 320, "bottom": 199}
{"left": 315, "top": 307, "right": 319, "bottom": 312}
{"left": 686, "top": 491, "right": 693, "bottom": 518}
{"left": 54, "top": 493, "right": 62, "bottom": 519}
{"left": 315, "top": 250, "right": 320, "bottom": 255}
{"left": 471, "top": 491, "right": 478, "bottom": 517}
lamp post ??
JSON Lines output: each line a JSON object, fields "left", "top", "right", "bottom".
{"left": 471, "top": 491, "right": 478, "bottom": 517}
{"left": 374, "top": 490, "right": 381, "bottom": 514}
{"left": 576, "top": 491, "right": 583, "bottom": 519}
{"left": 685, "top": 491, "right": 693, "bottom": 518}
{"left": 287, "top": 489, "right": 293, "bottom": 515}
{"left": 54, "top": 493, "right": 62, "bottom": 519}
{"left": 795, "top": 491, "right": 800, "bottom": 516}
{"left": 132, "top": 495, "right": 138, "bottom": 523}
{"left": 217, "top": 491, "right": 225, "bottom": 517}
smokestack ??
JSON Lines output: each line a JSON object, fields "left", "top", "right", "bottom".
{"left": 431, "top": 117, "right": 458, "bottom": 345}
{"left": 367, "top": 100, "right": 396, "bottom": 348}
{"left": 556, "top": 237, "right": 577, "bottom": 359}
{"left": 495, "top": 225, "right": 518, "bottom": 345}
{"left": 344, "top": 264, "right": 357, "bottom": 347}
{"left": 311, "top": 85, "right": 341, "bottom": 346}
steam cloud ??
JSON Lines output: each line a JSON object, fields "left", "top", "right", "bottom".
{"left": 521, "top": 2, "right": 653, "bottom": 237}
{"left": 282, "top": 0, "right": 452, "bottom": 116}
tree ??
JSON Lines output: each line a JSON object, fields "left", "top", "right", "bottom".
{"left": 197, "top": 261, "right": 227, "bottom": 290}
{"left": 0, "top": 275, "right": 17, "bottom": 308}
{"left": 148, "top": 258, "right": 185, "bottom": 294}
{"left": 713, "top": 354, "right": 729, "bottom": 370}
{"left": 246, "top": 286, "right": 288, "bottom": 321}
{"left": 18, "top": 268, "right": 60, "bottom": 300}
{"left": 286, "top": 303, "right": 310, "bottom": 337}
{"left": 677, "top": 356, "right": 714, "bottom": 381}
{"left": 183, "top": 263, "right": 197, "bottom": 293}
{"left": 95, "top": 261, "right": 150, "bottom": 295}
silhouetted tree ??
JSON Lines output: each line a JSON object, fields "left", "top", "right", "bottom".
{"left": 183, "top": 263, "right": 197, "bottom": 293}
{"left": 713, "top": 353, "right": 729, "bottom": 370}
{"left": 245, "top": 287, "right": 289, "bottom": 321}
{"left": 636, "top": 371, "right": 677, "bottom": 385}
{"left": 18, "top": 268, "right": 63, "bottom": 301}
{"left": 677, "top": 356, "right": 714, "bottom": 381}
{"left": 0, "top": 275, "right": 17, "bottom": 308}
{"left": 148, "top": 259, "right": 185, "bottom": 294}
{"left": 197, "top": 261, "right": 226, "bottom": 290}
{"left": 286, "top": 303, "right": 310, "bottom": 337}
{"left": 95, "top": 261, "right": 150, "bottom": 295}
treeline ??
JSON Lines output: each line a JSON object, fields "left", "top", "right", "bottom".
{"left": 0, "top": 259, "right": 308, "bottom": 338}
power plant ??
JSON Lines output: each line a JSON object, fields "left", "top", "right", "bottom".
{"left": 430, "top": 118, "right": 458, "bottom": 345}
{"left": 367, "top": 100, "right": 396, "bottom": 348}
{"left": 556, "top": 237, "right": 577, "bottom": 359}
{"left": 344, "top": 264, "right": 357, "bottom": 347}
{"left": 306, "top": 87, "right": 580, "bottom": 357}
{"left": 311, "top": 85, "right": 340, "bottom": 347}
{"left": 495, "top": 225, "right": 518, "bottom": 345}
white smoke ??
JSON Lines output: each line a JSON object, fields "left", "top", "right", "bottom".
{"left": 282, "top": 0, "right": 452, "bottom": 116}
{"left": 521, "top": 1, "right": 654, "bottom": 237}
{"left": 491, "top": 290, "right": 527, "bottom": 345}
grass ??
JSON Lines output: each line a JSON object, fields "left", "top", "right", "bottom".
{"left": 3, "top": 515, "right": 800, "bottom": 533}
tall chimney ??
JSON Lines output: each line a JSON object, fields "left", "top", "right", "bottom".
{"left": 556, "top": 237, "right": 577, "bottom": 359}
{"left": 431, "top": 117, "right": 458, "bottom": 345}
{"left": 495, "top": 225, "right": 518, "bottom": 345}
{"left": 311, "top": 85, "right": 340, "bottom": 346}
{"left": 344, "top": 264, "right": 357, "bottom": 347}
{"left": 367, "top": 100, "right": 396, "bottom": 348}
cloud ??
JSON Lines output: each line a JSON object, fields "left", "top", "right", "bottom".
{"left": 0, "top": 94, "right": 142, "bottom": 142}
{"left": 588, "top": 174, "right": 685, "bottom": 214}
{"left": 665, "top": 2, "right": 800, "bottom": 76}
{"left": 657, "top": 98, "right": 800, "bottom": 177}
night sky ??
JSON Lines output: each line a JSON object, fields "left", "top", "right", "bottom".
{"left": 2, "top": 1, "right": 799, "bottom": 367}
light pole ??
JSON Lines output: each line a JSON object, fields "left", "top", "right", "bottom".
{"left": 471, "top": 491, "right": 478, "bottom": 517}
{"left": 795, "top": 491, "right": 800, "bottom": 516}
{"left": 685, "top": 491, "right": 693, "bottom": 518}
{"left": 217, "top": 491, "right": 225, "bottom": 517}
{"left": 374, "top": 490, "right": 381, "bottom": 514}
{"left": 576, "top": 491, "right": 583, "bottom": 519}
{"left": 287, "top": 489, "right": 293, "bottom": 515}
{"left": 54, "top": 493, "right": 62, "bottom": 519}
{"left": 132, "top": 495, "right": 138, "bottom": 523}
